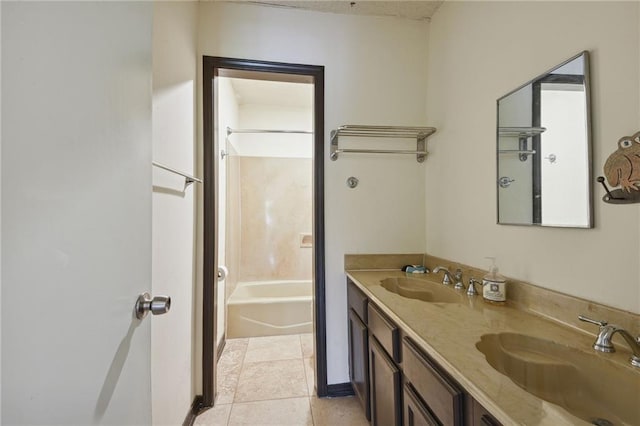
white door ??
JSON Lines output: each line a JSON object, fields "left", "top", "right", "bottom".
{"left": 2, "top": 2, "right": 154, "bottom": 424}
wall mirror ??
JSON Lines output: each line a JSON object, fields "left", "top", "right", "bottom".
{"left": 497, "top": 51, "right": 593, "bottom": 228}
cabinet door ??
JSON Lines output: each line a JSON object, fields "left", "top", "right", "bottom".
{"left": 348, "top": 308, "right": 370, "bottom": 420}
{"left": 370, "top": 337, "right": 402, "bottom": 426}
{"left": 404, "top": 384, "right": 440, "bottom": 426}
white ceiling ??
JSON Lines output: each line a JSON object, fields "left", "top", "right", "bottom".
{"left": 228, "top": 0, "right": 444, "bottom": 21}
{"left": 229, "top": 78, "right": 313, "bottom": 108}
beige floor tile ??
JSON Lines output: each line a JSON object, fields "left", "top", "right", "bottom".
{"left": 310, "top": 396, "right": 369, "bottom": 426}
{"left": 303, "top": 356, "right": 315, "bottom": 396}
{"left": 221, "top": 338, "right": 249, "bottom": 360}
{"left": 227, "top": 397, "right": 313, "bottom": 426}
{"left": 234, "top": 358, "right": 308, "bottom": 402}
{"left": 219, "top": 338, "right": 249, "bottom": 371}
{"left": 194, "top": 403, "right": 232, "bottom": 426}
{"left": 300, "top": 333, "right": 314, "bottom": 358}
{"left": 243, "top": 335, "right": 303, "bottom": 363}
{"left": 216, "top": 338, "right": 249, "bottom": 404}
{"left": 216, "top": 367, "right": 240, "bottom": 405}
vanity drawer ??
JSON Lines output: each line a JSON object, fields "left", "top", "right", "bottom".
{"left": 402, "top": 337, "right": 464, "bottom": 426}
{"left": 347, "top": 279, "right": 368, "bottom": 323}
{"left": 368, "top": 303, "right": 401, "bottom": 363}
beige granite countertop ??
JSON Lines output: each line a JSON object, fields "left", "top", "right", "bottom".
{"left": 346, "top": 269, "right": 640, "bottom": 426}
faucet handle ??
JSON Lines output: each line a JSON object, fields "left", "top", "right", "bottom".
{"left": 467, "top": 278, "right": 482, "bottom": 296}
{"left": 579, "top": 315, "right": 615, "bottom": 353}
{"left": 453, "top": 269, "right": 465, "bottom": 290}
{"left": 578, "top": 315, "right": 608, "bottom": 328}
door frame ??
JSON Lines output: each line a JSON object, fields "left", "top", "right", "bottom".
{"left": 201, "top": 56, "right": 327, "bottom": 410}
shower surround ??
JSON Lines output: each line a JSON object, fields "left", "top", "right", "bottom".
{"left": 225, "top": 155, "right": 313, "bottom": 337}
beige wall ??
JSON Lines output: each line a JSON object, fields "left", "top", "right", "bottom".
{"left": 425, "top": 1, "right": 640, "bottom": 313}
{"left": 198, "top": 2, "right": 430, "bottom": 385}
{"left": 237, "top": 157, "right": 313, "bottom": 282}
{"left": 152, "top": 2, "right": 198, "bottom": 423}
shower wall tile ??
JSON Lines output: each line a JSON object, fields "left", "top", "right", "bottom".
{"left": 239, "top": 157, "right": 312, "bottom": 281}
{"left": 225, "top": 146, "right": 241, "bottom": 300}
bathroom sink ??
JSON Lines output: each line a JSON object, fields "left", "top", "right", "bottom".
{"left": 380, "top": 277, "right": 463, "bottom": 303}
{"left": 476, "top": 333, "right": 640, "bottom": 425}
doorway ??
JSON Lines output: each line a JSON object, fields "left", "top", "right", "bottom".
{"left": 201, "top": 56, "right": 326, "bottom": 410}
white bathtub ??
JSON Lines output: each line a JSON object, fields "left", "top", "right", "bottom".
{"left": 226, "top": 280, "right": 313, "bottom": 338}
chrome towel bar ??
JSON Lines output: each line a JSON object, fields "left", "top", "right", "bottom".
{"left": 330, "top": 125, "right": 436, "bottom": 163}
{"left": 152, "top": 161, "right": 202, "bottom": 188}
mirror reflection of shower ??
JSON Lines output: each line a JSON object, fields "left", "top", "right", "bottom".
{"left": 217, "top": 75, "right": 314, "bottom": 348}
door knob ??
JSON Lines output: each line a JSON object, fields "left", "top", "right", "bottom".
{"left": 498, "top": 176, "right": 515, "bottom": 188}
{"left": 218, "top": 266, "right": 228, "bottom": 281}
{"left": 135, "top": 292, "right": 171, "bottom": 319}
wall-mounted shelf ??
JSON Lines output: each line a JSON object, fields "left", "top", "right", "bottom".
{"left": 330, "top": 125, "right": 436, "bottom": 163}
{"left": 498, "top": 149, "right": 537, "bottom": 155}
{"left": 498, "top": 127, "right": 546, "bottom": 161}
{"left": 498, "top": 127, "right": 546, "bottom": 138}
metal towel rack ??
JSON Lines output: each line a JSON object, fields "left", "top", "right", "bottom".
{"left": 330, "top": 125, "right": 437, "bottom": 163}
{"left": 498, "top": 127, "right": 546, "bottom": 161}
{"left": 152, "top": 161, "right": 202, "bottom": 188}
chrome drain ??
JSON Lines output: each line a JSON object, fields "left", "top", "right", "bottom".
{"left": 590, "top": 418, "right": 614, "bottom": 426}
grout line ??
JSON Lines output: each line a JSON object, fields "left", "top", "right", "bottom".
{"left": 231, "top": 395, "right": 312, "bottom": 405}
{"left": 301, "top": 334, "right": 312, "bottom": 398}
{"left": 225, "top": 338, "right": 249, "bottom": 426}
{"left": 308, "top": 395, "right": 316, "bottom": 426}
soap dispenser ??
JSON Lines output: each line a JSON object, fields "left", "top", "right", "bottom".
{"left": 482, "top": 257, "right": 507, "bottom": 303}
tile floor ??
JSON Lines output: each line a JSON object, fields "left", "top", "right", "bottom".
{"left": 195, "top": 333, "right": 369, "bottom": 426}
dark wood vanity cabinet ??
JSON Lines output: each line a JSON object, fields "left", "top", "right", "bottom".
{"left": 469, "top": 398, "right": 502, "bottom": 426}
{"left": 347, "top": 279, "right": 370, "bottom": 419}
{"left": 348, "top": 308, "right": 370, "bottom": 419}
{"left": 368, "top": 303, "right": 402, "bottom": 426}
{"left": 403, "top": 336, "right": 464, "bottom": 426}
{"left": 369, "top": 336, "right": 402, "bottom": 426}
{"left": 346, "top": 278, "right": 502, "bottom": 426}
{"left": 403, "top": 383, "right": 440, "bottom": 426}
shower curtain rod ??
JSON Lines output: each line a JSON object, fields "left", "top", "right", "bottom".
{"left": 227, "top": 127, "right": 313, "bottom": 136}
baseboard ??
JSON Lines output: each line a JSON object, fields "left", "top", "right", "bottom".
{"left": 326, "top": 382, "right": 355, "bottom": 398}
{"left": 182, "top": 395, "right": 204, "bottom": 426}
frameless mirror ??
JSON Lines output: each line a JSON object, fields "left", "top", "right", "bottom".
{"left": 497, "top": 51, "right": 593, "bottom": 228}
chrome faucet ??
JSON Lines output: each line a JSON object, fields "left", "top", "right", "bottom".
{"left": 578, "top": 315, "right": 640, "bottom": 368}
{"left": 433, "top": 266, "right": 464, "bottom": 289}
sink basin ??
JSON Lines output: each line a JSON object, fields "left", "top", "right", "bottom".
{"left": 476, "top": 333, "right": 640, "bottom": 425}
{"left": 380, "top": 277, "right": 463, "bottom": 303}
